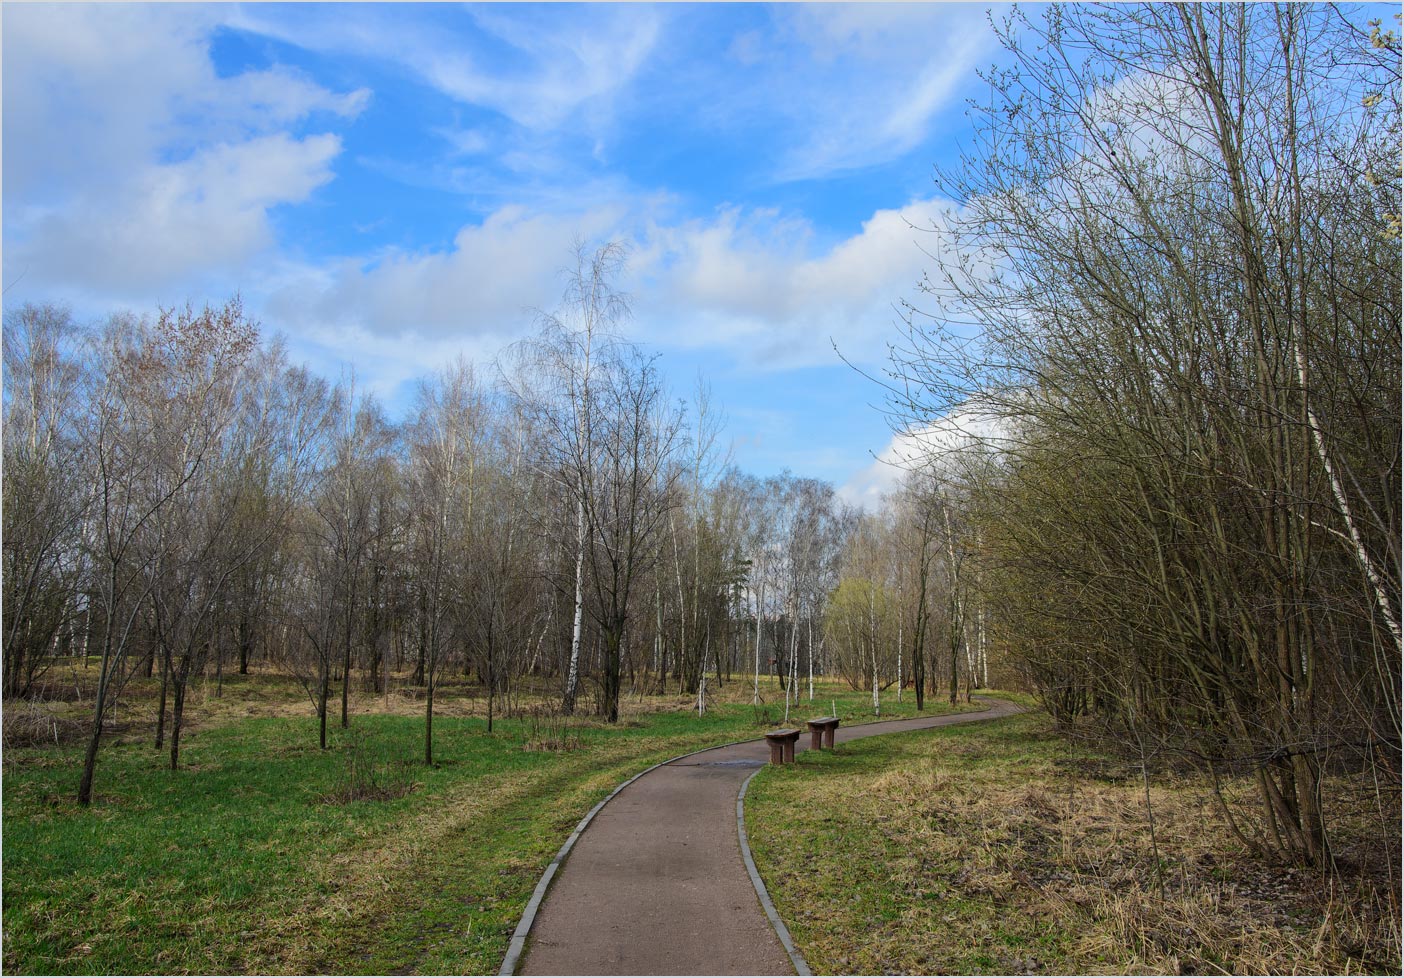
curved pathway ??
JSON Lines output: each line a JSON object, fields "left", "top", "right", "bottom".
{"left": 509, "top": 697, "right": 1022, "bottom": 976}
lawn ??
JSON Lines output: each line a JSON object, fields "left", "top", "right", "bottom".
{"left": 744, "top": 698, "right": 1402, "bottom": 975}
{"left": 2, "top": 668, "right": 961, "bottom": 975}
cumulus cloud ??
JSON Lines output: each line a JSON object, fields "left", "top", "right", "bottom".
{"left": 2, "top": 3, "right": 365, "bottom": 302}
{"left": 262, "top": 205, "right": 625, "bottom": 341}
{"left": 246, "top": 192, "right": 957, "bottom": 382}
{"left": 634, "top": 197, "right": 959, "bottom": 369}
{"left": 839, "top": 405, "right": 1009, "bottom": 510}
{"left": 15, "top": 134, "right": 343, "bottom": 297}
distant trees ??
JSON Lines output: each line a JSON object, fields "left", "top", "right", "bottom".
{"left": 406, "top": 359, "right": 485, "bottom": 762}
{"left": 4, "top": 242, "right": 962, "bottom": 799}
{"left": 3, "top": 304, "right": 89, "bottom": 700}
{"left": 5, "top": 240, "right": 842, "bottom": 783}
{"left": 883, "top": 3, "right": 1400, "bottom": 866}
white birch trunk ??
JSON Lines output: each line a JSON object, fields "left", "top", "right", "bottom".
{"left": 896, "top": 580, "right": 903, "bottom": 704}
{"left": 564, "top": 497, "right": 585, "bottom": 709}
{"left": 696, "top": 618, "right": 708, "bottom": 716}
{"left": 752, "top": 574, "right": 764, "bottom": 705}
{"left": 1296, "top": 346, "right": 1402, "bottom": 656}
{"left": 807, "top": 616, "right": 814, "bottom": 701}
{"left": 869, "top": 585, "right": 879, "bottom": 716}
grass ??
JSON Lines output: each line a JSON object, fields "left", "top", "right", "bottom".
{"left": 745, "top": 694, "right": 1402, "bottom": 976}
{"left": 2, "top": 666, "right": 965, "bottom": 975}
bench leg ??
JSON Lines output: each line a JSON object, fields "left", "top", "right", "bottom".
{"left": 769, "top": 742, "right": 785, "bottom": 766}
{"left": 824, "top": 727, "right": 836, "bottom": 749}
{"left": 783, "top": 740, "right": 796, "bottom": 764}
{"left": 810, "top": 728, "right": 823, "bottom": 751}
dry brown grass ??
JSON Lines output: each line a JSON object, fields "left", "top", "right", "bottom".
{"left": 748, "top": 710, "right": 1401, "bottom": 976}
{"left": 0, "top": 662, "right": 667, "bottom": 750}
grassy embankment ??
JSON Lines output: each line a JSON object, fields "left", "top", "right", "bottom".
{"left": 2, "top": 665, "right": 967, "bottom": 975}
{"left": 746, "top": 695, "right": 1401, "bottom": 975}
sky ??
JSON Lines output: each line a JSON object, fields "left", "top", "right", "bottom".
{"left": 2, "top": 2, "right": 1014, "bottom": 507}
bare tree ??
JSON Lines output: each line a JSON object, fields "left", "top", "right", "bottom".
{"left": 300, "top": 383, "right": 394, "bottom": 749}
{"left": 77, "top": 302, "right": 256, "bottom": 803}
{"left": 883, "top": 3, "right": 1400, "bottom": 865}
{"left": 574, "top": 346, "right": 686, "bottom": 722}
{"left": 406, "top": 358, "right": 485, "bottom": 762}
{"left": 502, "top": 242, "right": 632, "bottom": 715}
{"left": 3, "top": 304, "right": 90, "bottom": 699}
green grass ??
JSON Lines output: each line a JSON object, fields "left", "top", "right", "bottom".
{"left": 2, "top": 677, "right": 968, "bottom": 975}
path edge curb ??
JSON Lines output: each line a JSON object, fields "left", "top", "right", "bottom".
{"left": 733, "top": 695, "right": 1019, "bottom": 978}
{"left": 496, "top": 697, "right": 1019, "bottom": 975}
{"left": 738, "top": 768, "right": 813, "bottom": 977}
{"left": 496, "top": 734, "right": 756, "bottom": 975}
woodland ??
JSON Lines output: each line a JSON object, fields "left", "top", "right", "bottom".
{"left": 3, "top": 3, "right": 1400, "bottom": 975}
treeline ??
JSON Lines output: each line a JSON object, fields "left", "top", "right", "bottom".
{"left": 2, "top": 244, "right": 994, "bottom": 806}
{"left": 886, "top": 3, "right": 1400, "bottom": 867}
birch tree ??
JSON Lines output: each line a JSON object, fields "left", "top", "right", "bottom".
{"left": 3, "top": 304, "right": 90, "bottom": 699}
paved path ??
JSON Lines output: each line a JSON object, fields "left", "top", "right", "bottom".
{"left": 512, "top": 697, "right": 1022, "bottom": 976}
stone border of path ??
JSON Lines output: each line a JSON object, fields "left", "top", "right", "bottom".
{"left": 498, "top": 700, "right": 1007, "bottom": 976}
{"left": 738, "top": 767, "right": 813, "bottom": 976}
{"left": 497, "top": 736, "right": 753, "bottom": 976}
{"left": 729, "top": 699, "right": 1003, "bottom": 978}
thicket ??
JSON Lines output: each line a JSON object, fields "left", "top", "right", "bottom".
{"left": 885, "top": 3, "right": 1401, "bottom": 869}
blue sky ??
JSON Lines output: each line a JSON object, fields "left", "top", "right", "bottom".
{"left": 3, "top": 2, "right": 1012, "bottom": 504}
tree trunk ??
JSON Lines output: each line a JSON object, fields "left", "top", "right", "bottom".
{"left": 752, "top": 580, "right": 764, "bottom": 704}
{"left": 169, "top": 675, "right": 187, "bottom": 771}
{"left": 238, "top": 614, "right": 251, "bottom": 675}
{"left": 77, "top": 715, "right": 104, "bottom": 807}
{"left": 341, "top": 576, "right": 355, "bottom": 728}
{"left": 155, "top": 643, "right": 170, "bottom": 749}
{"left": 807, "top": 617, "right": 814, "bottom": 701}
{"left": 318, "top": 665, "right": 329, "bottom": 750}
{"left": 487, "top": 641, "right": 495, "bottom": 734}
{"left": 77, "top": 613, "right": 118, "bottom": 806}
{"left": 424, "top": 660, "right": 435, "bottom": 765}
{"left": 603, "top": 623, "right": 623, "bottom": 724}
{"left": 563, "top": 498, "right": 586, "bottom": 715}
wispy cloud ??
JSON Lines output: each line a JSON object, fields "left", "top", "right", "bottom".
{"left": 227, "top": 4, "right": 661, "bottom": 135}
{"left": 769, "top": 5, "right": 992, "bottom": 181}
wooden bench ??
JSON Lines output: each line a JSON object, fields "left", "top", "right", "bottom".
{"left": 806, "top": 716, "right": 840, "bottom": 751}
{"left": 764, "top": 728, "right": 801, "bottom": 765}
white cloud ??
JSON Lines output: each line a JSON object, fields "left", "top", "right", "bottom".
{"left": 452, "top": 5, "right": 661, "bottom": 131}
{"left": 634, "top": 197, "right": 959, "bottom": 370}
{"left": 2, "top": 3, "right": 366, "bottom": 303}
{"left": 14, "top": 134, "right": 342, "bottom": 297}
{"left": 839, "top": 405, "right": 1009, "bottom": 510}
{"left": 228, "top": 4, "right": 659, "bottom": 134}
{"left": 2, "top": 4, "right": 220, "bottom": 200}
{"left": 766, "top": 4, "right": 993, "bottom": 180}
{"left": 250, "top": 191, "right": 958, "bottom": 377}
{"left": 262, "top": 205, "right": 625, "bottom": 343}
{"left": 245, "top": 192, "right": 961, "bottom": 393}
